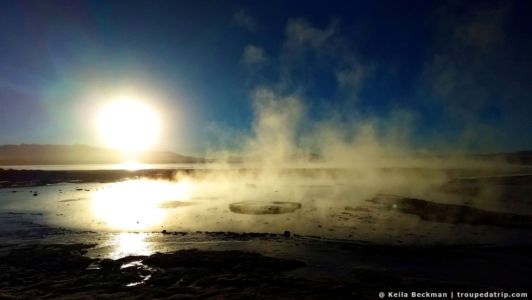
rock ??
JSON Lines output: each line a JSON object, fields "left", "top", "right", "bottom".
{"left": 283, "top": 230, "right": 291, "bottom": 238}
{"left": 99, "top": 258, "right": 120, "bottom": 272}
{"left": 375, "top": 195, "right": 532, "bottom": 229}
{"left": 143, "top": 249, "right": 305, "bottom": 272}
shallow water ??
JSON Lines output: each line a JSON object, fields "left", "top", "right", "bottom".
{"left": 1, "top": 174, "right": 531, "bottom": 249}
{"left": 0, "top": 170, "right": 531, "bottom": 292}
{"left": 0, "top": 163, "right": 204, "bottom": 171}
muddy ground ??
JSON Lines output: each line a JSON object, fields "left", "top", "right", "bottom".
{"left": 2, "top": 241, "right": 531, "bottom": 299}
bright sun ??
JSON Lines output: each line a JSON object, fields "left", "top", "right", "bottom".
{"left": 97, "top": 97, "right": 161, "bottom": 153}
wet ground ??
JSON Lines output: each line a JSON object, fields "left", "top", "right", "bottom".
{"left": 1, "top": 231, "right": 531, "bottom": 299}
{"left": 1, "top": 168, "right": 532, "bottom": 298}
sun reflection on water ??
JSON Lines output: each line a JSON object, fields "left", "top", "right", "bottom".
{"left": 109, "top": 232, "right": 152, "bottom": 259}
{"left": 91, "top": 179, "right": 193, "bottom": 231}
{"left": 117, "top": 160, "right": 149, "bottom": 171}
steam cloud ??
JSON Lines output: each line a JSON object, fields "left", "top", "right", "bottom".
{"left": 167, "top": 8, "right": 531, "bottom": 245}
{"left": 21, "top": 4, "right": 528, "bottom": 246}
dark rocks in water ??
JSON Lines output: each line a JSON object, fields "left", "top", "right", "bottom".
{"left": 100, "top": 258, "right": 120, "bottom": 272}
{"left": 376, "top": 194, "right": 532, "bottom": 229}
{"left": 283, "top": 230, "right": 291, "bottom": 237}
{"left": 161, "top": 229, "right": 168, "bottom": 234}
{"left": 440, "top": 175, "right": 532, "bottom": 197}
{"left": 2, "top": 243, "right": 532, "bottom": 299}
{"left": 438, "top": 175, "right": 532, "bottom": 214}
{"left": 32, "top": 192, "right": 38, "bottom": 196}
{"left": 229, "top": 201, "right": 302, "bottom": 215}
{"left": 2, "top": 244, "right": 95, "bottom": 272}
{"left": 143, "top": 249, "right": 305, "bottom": 272}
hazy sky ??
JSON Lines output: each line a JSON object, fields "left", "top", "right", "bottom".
{"left": 0, "top": 0, "right": 531, "bottom": 154}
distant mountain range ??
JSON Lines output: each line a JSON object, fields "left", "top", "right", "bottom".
{"left": 411, "top": 151, "right": 532, "bottom": 165}
{"left": 0, "top": 144, "right": 531, "bottom": 166}
{"left": 0, "top": 144, "right": 205, "bottom": 165}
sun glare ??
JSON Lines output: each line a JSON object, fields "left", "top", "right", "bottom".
{"left": 91, "top": 179, "right": 194, "bottom": 231}
{"left": 97, "top": 97, "right": 161, "bottom": 153}
{"left": 108, "top": 233, "right": 152, "bottom": 259}
{"left": 118, "top": 160, "right": 149, "bottom": 171}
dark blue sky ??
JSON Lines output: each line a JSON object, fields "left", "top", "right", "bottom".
{"left": 1, "top": 0, "right": 531, "bottom": 154}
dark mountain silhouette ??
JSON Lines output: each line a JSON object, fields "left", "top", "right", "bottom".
{"left": 0, "top": 144, "right": 204, "bottom": 165}
{"left": 473, "top": 151, "right": 532, "bottom": 165}
{"left": 0, "top": 144, "right": 531, "bottom": 166}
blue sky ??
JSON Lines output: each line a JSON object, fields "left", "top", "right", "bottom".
{"left": 1, "top": 0, "right": 531, "bottom": 154}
